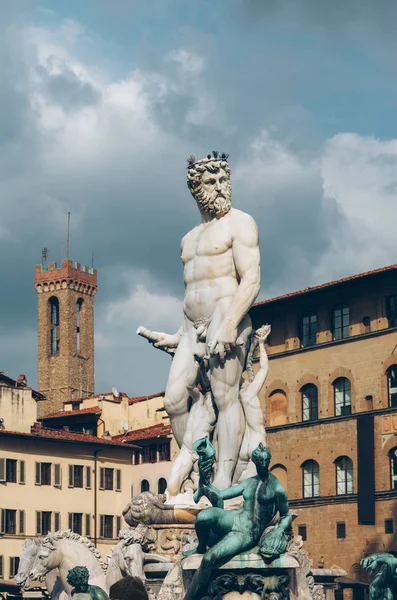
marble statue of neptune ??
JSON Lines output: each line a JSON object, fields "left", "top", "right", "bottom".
{"left": 138, "top": 152, "right": 261, "bottom": 491}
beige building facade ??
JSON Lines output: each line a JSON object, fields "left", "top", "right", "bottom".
{"left": 0, "top": 377, "right": 174, "bottom": 585}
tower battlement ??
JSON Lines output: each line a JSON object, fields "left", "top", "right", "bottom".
{"left": 34, "top": 260, "right": 97, "bottom": 296}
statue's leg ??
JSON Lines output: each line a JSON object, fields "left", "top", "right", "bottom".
{"left": 164, "top": 324, "right": 196, "bottom": 447}
{"left": 208, "top": 312, "right": 252, "bottom": 489}
{"left": 166, "top": 444, "right": 193, "bottom": 497}
{"left": 184, "top": 532, "right": 249, "bottom": 600}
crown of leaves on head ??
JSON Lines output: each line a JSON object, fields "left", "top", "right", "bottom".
{"left": 187, "top": 150, "right": 230, "bottom": 168}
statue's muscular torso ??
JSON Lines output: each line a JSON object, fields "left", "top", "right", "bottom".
{"left": 181, "top": 208, "right": 250, "bottom": 323}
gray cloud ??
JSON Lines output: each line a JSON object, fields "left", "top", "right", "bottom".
{"left": 0, "top": 6, "right": 396, "bottom": 397}
{"left": 37, "top": 64, "right": 101, "bottom": 112}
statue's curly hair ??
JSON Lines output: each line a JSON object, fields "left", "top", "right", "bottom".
{"left": 67, "top": 566, "right": 89, "bottom": 589}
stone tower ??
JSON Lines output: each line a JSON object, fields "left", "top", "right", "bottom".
{"left": 34, "top": 259, "right": 98, "bottom": 416}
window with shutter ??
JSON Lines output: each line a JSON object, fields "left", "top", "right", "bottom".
{"left": 41, "top": 463, "right": 51, "bottom": 486}
{"left": 10, "top": 557, "right": 20, "bottom": 578}
{"left": 0, "top": 556, "right": 3, "bottom": 579}
{"left": 100, "top": 515, "right": 105, "bottom": 538}
{"left": 19, "top": 511, "right": 25, "bottom": 535}
{"left": 99, "top": 468, "right": 105, "bottom": 490}
{"left": 116, "top": 516, "right": 121, "bottom": 535}
{"left": 0, "top": 458, "right": 5, "bottom": 483}
{"left": 85, "top": 467, "right": 91, "bottom": 489}
{"left": 69, "top": 465, "right": 73, "bottom": 488}
{"left": 54, "top": 513, "right": 60, "bottom": 531}
{"left": 116, "top": 470, "right": 121, "bottom": 492}
{"left": 1, "top": 510, "right": 5, "bottom": 534}
{"left": 85, "top": 514, "right": 91, "bottom": 537}
{"left": 36, "top": 512, "right": 42, "bottom": 535}
{"left": 19, "top": 461, "right": 25, "bottom": 485}
{"left": 54, "top": 464, "right": 61, "bottom": 488}
{"left": 35, "top": 462, "right": 41, "bottom": 485}
{"left": 68, "top": 513, "right": 73, "bottom": 530}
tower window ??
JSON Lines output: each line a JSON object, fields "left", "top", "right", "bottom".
{"left": 387, "top": 366, "right": 397, "bottom": 408}
{"left": 158, "top": 478, "right": 167, "bottom": 494}
{"left": 385, "top": 519, "right": 394, "bottom": 534}
{"left": 302, "top": 460, "right": 320, "bottom": 498}
{"left": 334, "top": 378, "right": 352, "bottom": 416}
{"left": 301, "top": 384, "right": 318, "bottom": 422}
{"left": 49, "top": 297, "right": 60, "bottom": 356}
{"left": 336, "top": 522, "right": 346, "bottom": 539}
{"left": 301, "top": 314, "right": 317, "bottom": 348}
{"left": 335, "top": 456, "right": 354, "bottom": 495}
{"left": 76, "top": 299, "right": 83, "bottom": 355}
{"left": 386, "top": 295, "right": 397, "bottom": 327}
{"left": 141, "top": 479, "right": 150, "bottom": 493}
{"left": 333, "top": 305, "right": 349, "bottom": 340}
{"left": 298, "top": 525, "right": 307, "bottom": 541}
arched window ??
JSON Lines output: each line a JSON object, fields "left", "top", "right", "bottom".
{"left": 270, "top": 464, "right": 288, "bottom": 492}
{"left": 390, "top": 448, "right": 397, "bottom": 489}
{"left": 76, "top": 298, "right": 83, "bottom": 355}
{"left": 335, "top": 456, "right": 353, "bottom": 495}
{"left": 158, "top": 478, "right": 167, "bottom": 494}
{"left": 387, "top": 366, "right": 397, "bottom": 408}
{"left": 49, "top": 297, "right": 60, "bottom": 356}
{"left": 334, "top": 378, "right": 352, "bottom": 416}
{"left": 301, "top": 384, "right": 318, "bottom": 422}
{"left": 141, "top": 479, "right": 150, "bottom": 493}
{"left": 302, "top": 460, "right": 320, "bottom": 498}
{"left": 268, "top": 390, "right": 288, "bottom": 426}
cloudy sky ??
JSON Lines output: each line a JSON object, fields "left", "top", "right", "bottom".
{"left": 1, "top": 0, "right": 397, "bottom": 396}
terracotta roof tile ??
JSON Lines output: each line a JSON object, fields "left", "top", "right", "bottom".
{"left": 62, "top": 391, "right": 129, "bottom": 405}
{"left": 40, "top": 406, "right": 101, "bottom": 420}
{"left": 113, "top": 423, "right": 171, "bottom": 442}
{"left": 0, "top": 428, "right": 133, "bottom": 448}
{"left": 253, "top": 262, "right": 397, "bottom": 308}
{"left": 128, "top": 392, "right": 165, "bottom": 405}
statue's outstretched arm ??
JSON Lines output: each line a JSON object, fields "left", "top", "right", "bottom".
{"left": 220, "top": 482, "right": 245, "bottom": 500}
{"left": 137, "top": 325, "right": 183, "bottom": 353}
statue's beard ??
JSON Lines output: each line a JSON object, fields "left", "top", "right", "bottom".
{"left": 194, "top": 185, "right": 232, "bottom": 217}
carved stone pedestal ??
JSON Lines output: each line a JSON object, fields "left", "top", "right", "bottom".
{"left": 181, "top": 551, "right": 314, "bottom": 600}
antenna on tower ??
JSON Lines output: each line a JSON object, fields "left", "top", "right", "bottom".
{"left": 66, "top": 212, "right": 70, "bottom": 259}
{"left": 42, "top": 247, "right": 48, "bottom": 268}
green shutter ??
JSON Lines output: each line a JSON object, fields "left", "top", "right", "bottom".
{"left": 116, "top": 469, "right": 121, "bottom": 492}
{"left": 99, "top": 468, "right": 105, "bottom": 490}
{"left": 0, "top": 555, "right": 3, "bottom": 579}
{"left": 54, "top": 512, "right": 60, "bottom": 531}
{"left": 100, "top": 515, "right": 104, "bottom": 538}
{"left": 85, "top": 466, "right": 91, "bottom": 489}
{"left": 19, "top": 511, "right": 25, "bottom": 535}
{"left": 36, "top": 512, "right": 42, "bottom": 535}
{"left": 54, "top": 464, "right": 61, "bottom": 488}
{"left": 68, "top": 513, "right": 73, "bottom": 530}
{"left": 116, "top": 516, "right": 121, "bottom": 536}
{"left": 68, "top": 465, "right": 73, "bottom": 488}
{"left": 85, "top": 514, "right": 90, "bottom": 537}
{"left": 0, "top": 459, "right": 5, "bottom": 483}
{"left": 35, "top": 463, "right": 41, "bottom": 485}
{"left": 19, "top": 461, "right": 25, "bottom": 485}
